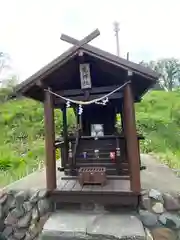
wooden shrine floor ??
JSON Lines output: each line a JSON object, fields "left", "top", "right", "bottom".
{"left": 57, "top": 177, "right": 131, "bottom": 192}
{"left": 50, "top": 176, "right": 140, "bottom": 207}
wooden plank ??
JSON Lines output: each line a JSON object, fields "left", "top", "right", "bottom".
{"left": 76, "top": 158, "right": 128, "bottom": 164}
{"left": 54, "top": 92, "right": 123, "bottom": 105}
{"left": 112, "top": 180, "right": 130, "bottom": 192}
{"left": 61, "top": 29, "right": 100, "bottom": 48}
{"left": 54, "top": 140, "right": 64, "bottom": 149}
{"left": 76, "top": 153, "right": 114, "bottom": 159}
{"left": 61, "top": 175, "right": 130, "bottom": 180}
{"left": 57, "top": 85, "right": 122, "bottom": 97}
{"left": 107, "top": 175, "right": 130, "bottom": 180}
{"left": 66, "top": 134, "right": 144, "bottom": 140}
{"left": 91, "top": 184, "right": 103, "bottom": 192}
{"left": 71, "top": 180, "right": 83, "bottom": 191}
{"left": 82, "top": 184, "right": 93, "bottom": 192}
{"left": 44, "top": 88, "right": 56, "bottom": 190}
{"left": 101, "top": 179, "right": 114, "bottom": 192}
{"left": 62, "top": 180, "right": 77, "bottom": 191}
{"left": 57, "top": 179, "right": 68, "bottom": 190}
{"left": 61, "top": 176, "right": 77, "bottom": 180}
{"left": 76, "top": 162, "right": 115, "bottom": 166}
{"left": 50, "top": 190, "right": 139, "bottom": 207}
{"left": 60, "top": 34, "right": 80, "bottom": 46}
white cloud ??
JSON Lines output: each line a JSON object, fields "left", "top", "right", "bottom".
{"left": 0, "top": 0, "right": 180, "bottom": 82}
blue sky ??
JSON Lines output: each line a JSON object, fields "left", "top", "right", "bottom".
{"left": 0, "top": 0, "right": 180, "bottom": 82}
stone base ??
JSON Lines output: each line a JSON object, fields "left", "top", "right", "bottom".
{"left": 39, "top": 210, "right": 145, "bottom": 240}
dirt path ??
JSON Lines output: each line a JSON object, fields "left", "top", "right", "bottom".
{"left": 4, "top": 154, "right": 180, "bottom": 193}
{"left": 141, "top": 154, "right": 180, "bottom": 194}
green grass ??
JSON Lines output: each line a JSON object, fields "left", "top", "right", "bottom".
{"left": 0, "top": 90, "right": 180, "bottom": 187}
{"left": 136, "top": 90, "right": 180, "bottom": 171}
{"left": 0, "top": 99, "right": 44, "bottom": 186}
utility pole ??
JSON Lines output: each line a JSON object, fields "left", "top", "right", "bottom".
{"left": 113, "top": 21, "right": 120, "bottom": 57}
{"left": 127, "top": 52, "right": 129, "bottom": 60}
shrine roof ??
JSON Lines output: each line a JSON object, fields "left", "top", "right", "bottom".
{"left": 13, "top": 30, "right": 159, "bottom": 102}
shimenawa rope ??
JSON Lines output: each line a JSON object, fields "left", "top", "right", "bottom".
{"left": 44, "top": 81, "right": 130, "bottom": 105}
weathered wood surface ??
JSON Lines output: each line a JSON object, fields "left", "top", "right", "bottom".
{"left": 123, "top": 76, "right": 141, "bottom": 193}
{"left": 44, "top": 88, "right": 56, "bottom": 190}
{"left": 52, "top": 177, "right": 138, "bottom": 207}
{"left": 56, "top": 178, "right": 130, "bottom": 193}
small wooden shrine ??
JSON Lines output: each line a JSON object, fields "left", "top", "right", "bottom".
{"left": 14, "top": 29, "right": 158, "bottom": 208}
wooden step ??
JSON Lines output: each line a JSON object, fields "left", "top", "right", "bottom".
{"left": 104, "top": 169, "right": 118, "bottom": 175}
{"left": 77, "top": 142, "right": 127, "bottom": 150}
{"left": 79, "top": 139, "right": 116, "bottom": 144}
{"left": 76, "top": 158, "right": 113, "bottom": 164}
{"left": 76, "top": 159, "right": 129, "bottom": 168}
{"left": 78, "top": 147, "right": 115, "bottom": 151}
{"left": 61, "top": 175, "right": 130, "bottom": 180}
{"left": 79, "top": 143, "right": 115, "bottom": 149}
{"left": 77, "top": 151, "right": 114, "bottom": 157}
{"left": 76, "top": 156, "right": 113, "bottom": 162}
{"left": 64, "top": 168, "right": 124, "bottom": 176}
{"left": 76, "top": 162, "right": 116, "bottom": 168}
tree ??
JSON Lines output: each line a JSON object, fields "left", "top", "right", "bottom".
{"left": 140, "top": 58, "right": 180, "bottom": 91}
{"left": 0, "top": 52, "right": 18, "bottom": 102}
{"left": 0, "top": 52, "right": 10, "bottom": 77}
{"left": 0, "top": 51, "right": 18, "bottom": 88}
{"left": 1, "top": 74, "right": 18, "bottom": 88}
{"left": 0, "top": 75, "right": 18, "bottom": 103}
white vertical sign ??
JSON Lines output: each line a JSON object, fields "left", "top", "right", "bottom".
{"left": 79, "top": 63, "right": 92, "bottom": 89}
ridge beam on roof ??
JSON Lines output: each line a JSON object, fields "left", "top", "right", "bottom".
{"left": 60, "top": 28, "right": 100, "bottom": 48}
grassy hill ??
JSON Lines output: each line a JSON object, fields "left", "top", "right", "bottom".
{"left": 136, "top": 90, "right": 180, "bottom": 169}
{"left": 0, "top": 90, "right": 180, "bottom": 186}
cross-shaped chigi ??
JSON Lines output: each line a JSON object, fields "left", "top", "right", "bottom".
{"left": 60, "top": 28, "right": 100, "bottom": 51}
{"left": 60, "top": 29, "right": 100, "bottom": 90}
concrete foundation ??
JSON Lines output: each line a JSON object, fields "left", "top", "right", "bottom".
{"left": 40, "top": 210, "right": 146, "bottom": 240}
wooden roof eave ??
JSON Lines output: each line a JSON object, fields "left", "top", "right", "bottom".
{"left": 81, "top": 48, "right": 158, "bottom": 82}
{"left": 14, "top": 43, "right": 159, "bottom": 97}
{"left": 14, "top": 46, "right": 81, "bottom": 95}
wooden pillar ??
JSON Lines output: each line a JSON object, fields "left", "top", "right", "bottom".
{"left": 62, "top": 106, "right": 68, "bottom": 167}
{"left": 123, "top": 71, "right": 141, "bottom": 193}
{"left": 44, "top": 88, "right": 56, "bottom": 190}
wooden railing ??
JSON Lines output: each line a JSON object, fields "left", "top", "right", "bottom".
{"left": 67, "top": 134, "right": 145, "bottom": 140}
{"left": 54, "top": 140, "right": 64, "bottom": 149}
{"left": 55, "top": 132, "right": 145, "bottom": 174}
